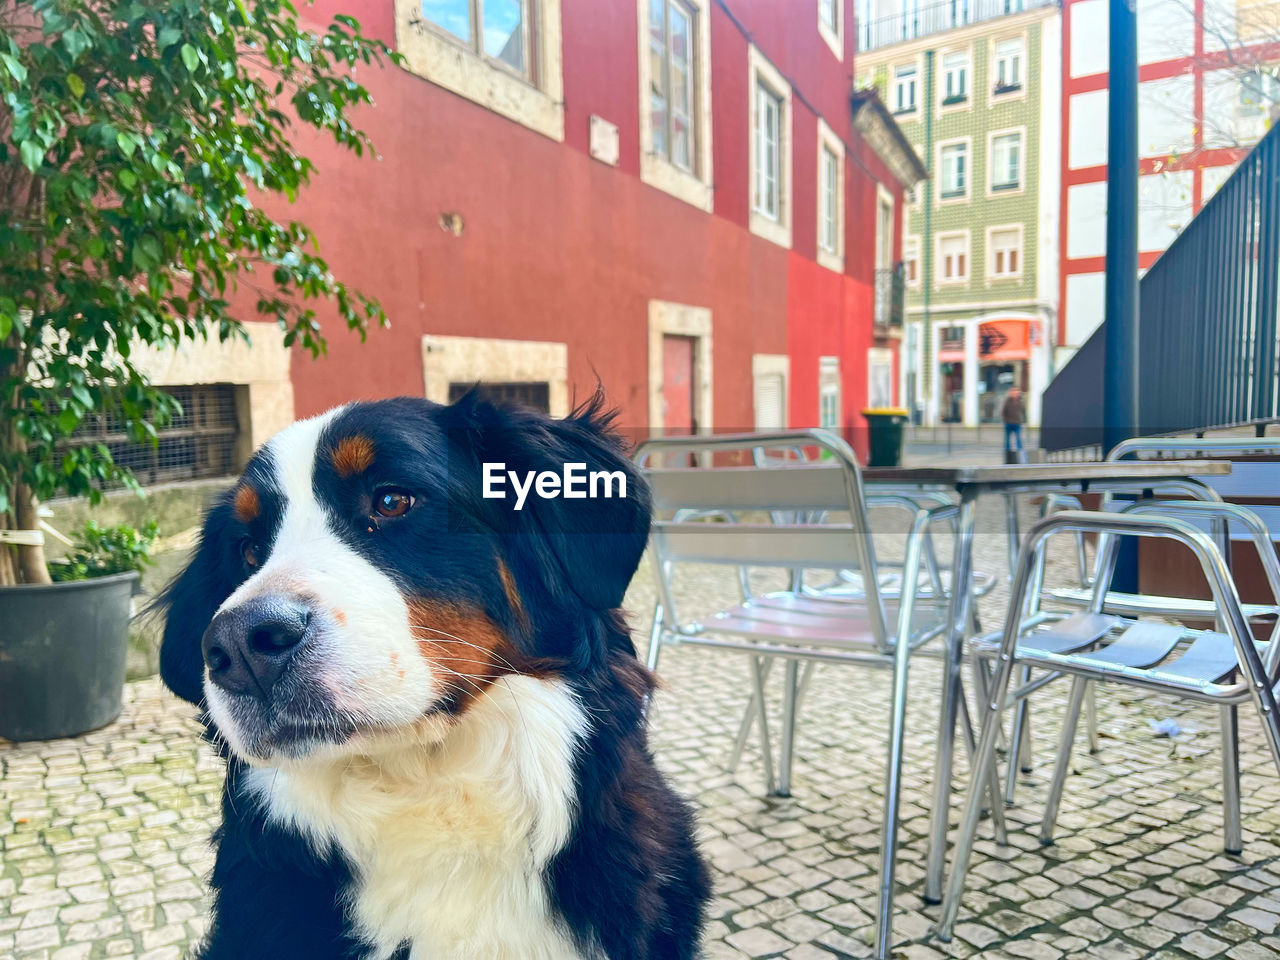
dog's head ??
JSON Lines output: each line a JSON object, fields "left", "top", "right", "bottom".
{"left": 158, "top": 393, "right": 650, "bottom": 762}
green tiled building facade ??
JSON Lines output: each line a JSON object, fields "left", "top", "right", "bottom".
{"left": 858, "top": 4, "right": 1060, "bottom": 428}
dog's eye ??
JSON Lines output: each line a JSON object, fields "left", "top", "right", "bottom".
{"left": 373, "top": 488, "right": 414, "bottom": 519}
{"left": 240, "top": 538, "right": 263, "bottom": 569}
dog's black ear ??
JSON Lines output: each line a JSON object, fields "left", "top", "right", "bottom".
{"left": 446, "top": 389, "right": 651, "bottom": 613}
{"left": 155, "top": 496, "right": 238, "bottom": 705}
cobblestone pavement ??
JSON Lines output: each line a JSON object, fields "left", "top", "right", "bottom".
{"left": 4, "top": 497, "right": 1280, "bottom": 959}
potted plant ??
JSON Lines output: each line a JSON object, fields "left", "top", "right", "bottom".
{"left": 0, "top": 1, "right": 393, "bottom": 737}
{"left": 0, "top": 521, "right": 156, "bottom": 739}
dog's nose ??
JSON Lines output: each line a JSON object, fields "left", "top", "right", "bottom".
{"left": 202, "top": 595, "right": 311, "bottom": 697}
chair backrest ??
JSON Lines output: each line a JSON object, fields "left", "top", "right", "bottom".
{"left": 635, "top": 430, "right": 890, "bottom": 649}
{"left": 1107, "top": 438, "right": 1280, "bottom": 540}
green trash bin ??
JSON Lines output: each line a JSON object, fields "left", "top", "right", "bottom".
{"left": 862, "top": 407, "right": 909, "bottom": 467}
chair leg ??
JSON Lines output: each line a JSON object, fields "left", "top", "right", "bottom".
{"left": 1086, "top": 681, "right": 1100, "bottom": 754}
{"left": 1039, "top": 676, "right": 1088, "bottom": 846}
{"left": 646, "top": 603, "right": 664, "bottom": 672}
{"left": 1004, "top": 666, "right": 1032, "bottom": 805}
{"left": 728, "top": 657, "right": 774, "bottom": 774}
{"left": 874, "top": 590, "right": 915, "bottom": 960}
{"left": 749, "top": 657, "right": 776, "bottom": 794}
{"left": 958, "top": 681, "right": 1009, "bottom": 845}
{"left": 1222, "top": 703, "right": 1244, "bottom": 855}
{"left": 775, "top": 659, "right": 801, "bottom": 797}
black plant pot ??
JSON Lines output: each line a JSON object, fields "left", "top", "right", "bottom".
{"left": 0, "top": 571, "right": 138, "bottom": 741}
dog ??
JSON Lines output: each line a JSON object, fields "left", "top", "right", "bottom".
{"left": 158, "top": 392, "right": 709, "bottom": 960}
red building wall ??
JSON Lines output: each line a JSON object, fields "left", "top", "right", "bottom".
{"left": 246, "top": 0, "right": 907, "bottom": 453}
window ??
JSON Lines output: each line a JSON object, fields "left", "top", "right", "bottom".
{"left": 990, "top": 131, "right": 1022, "bottom": 192}
{"left": 399, "top": 0, "right": 563, "bottom": 141}
{"left": 749, "top": 47, "right": 793, "bottom": 247}
{"left": 940, "top": 141, "right": 968, "bottom": 199}
{"left": 638, "top": 0, "right": 712, "bottom": 209}
{"left": 816, "top": 120, "right": 844, "bottom": 271}
{"left": 1238, "top": 69, "right": 1280, "bottom": 140}
{"left": 755, "top": 84, "right": 783, "bottom": 220}
{"left": 71, "top": 385, "right": 241, "bottom": 485}
{"left": 875, "top": 188, "right": 894, "bottom": 270}
{"left": 820, "top": 147, "right": 839, "bottom": 251}
{"left": 868, "top": 349, "right": 894, "bottom": 408}
{"left": 893, "top": 63, "right": 918, "bottom": 114}
{"left": 818, "top": 0, "right": 842, "bottom": 58}
{"left": 421, "top": 0, "right": 533, "bottom": 79}
{"left": 989, "top": 226, "right": 1022, "bottom": 278}
{"left": 753, "top": 355, "right": 789, "bottom": 429}
{"left": 942, "top": 50, "right": 969, "bottom": 105}
{"left": 820, "top": 0, "right": 838, "bottom": 32}
{"left": 649, "top": 0, "right": 697, "bottom": 172}
{"left": 904, "top": 236, "right": 920, "bottom": 287}
{"left": 819, "top": 357, "right": 841, "bottom": 429}
{"left": 938, "top": 232, "right": 968, "bottom": 283}
{"left": 993, "top": 38, "right": 1024, "bottom": 92}
{"left": 447, "top": 381, "right": 551, "bottom": 412}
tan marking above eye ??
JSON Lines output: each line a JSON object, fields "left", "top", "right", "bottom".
{"left": 332, "top": 434, "right": 375, "bottom": 478}
{"left": 233, "top": 484, "right": 260, "bottom": 524}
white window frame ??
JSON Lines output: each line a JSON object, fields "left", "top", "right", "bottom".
{"left": 939, "top": 46, "right": 972, "bottom": 112}
{"left": 937, "top": 136, "right": 971, "bottom": 203}
{"left": 748, "top": 46, "right": 793, "bottom": 248}
{"left": 986, "top": 223, "right": 1025, "bottom": 281}
{"left": 892, "top": 59, "right": 920, "bottom": 117}
{"left": 637, "top": 0, "right": 714, "bottom": 210}
{"left": 936, "top": 229, "right": 970, "bottom": 286}
{"left": 867, "top": 348, "right": 895, "bottom": 409}
{"left": 987, "top": 126, "right": 1026, "bottom": 196}
{"left": 752, "top": 354, "right": 790, "bottom": 430}
{"left": 818, "top": 0, "right": 844, "bottom": 60}
{"left": 816, "top": 118, "right": 845, "bottom": 273}
{"left": 903, "top": 234, "right": 921, "bottom": 289}
{"left": 819, "top": 356, "right": 841, "bottom": 429}
{"left": 875, "top": 183, "right": 895, "bottom": 271}
{"left": 395, "top": 0, "right": 564, "bottom": 141}
{"left": 990, "top": 34, "right": 1028, "bottom": 104}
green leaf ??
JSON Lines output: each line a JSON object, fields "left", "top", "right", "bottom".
{"left": 0, "top": 53, "right": 26, "bottom": 83}
{"left": 180, "top": 43, "right": 199, "bottom": 72}
{"left": 0, "top": 313, "right": 11, "bottom": 341}
{"left": 66, "top": 73, "right": 85, "bottom": 98}
{"left": 116, "top": 131, "right": 136, "bottom": 157}
{"left": 18, "top": 140, "right": 43, "bottom": 172}
{"left": 158, "top": 27, "right": 182, "bottom": 50}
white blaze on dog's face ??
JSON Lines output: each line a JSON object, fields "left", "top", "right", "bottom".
{"left": 185, "top": 397, "right": 650, "bottom": 764}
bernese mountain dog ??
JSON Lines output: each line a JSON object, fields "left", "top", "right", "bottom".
{"left": 158, "top": 393, "right": 709, "bottom": 960}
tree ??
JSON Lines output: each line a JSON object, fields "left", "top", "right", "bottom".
{"left": 0, "top": 0, "right": 395, "bottom": 585}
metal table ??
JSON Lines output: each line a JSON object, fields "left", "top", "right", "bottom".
{"left": 863, "top": 460, "right": 1232, "bottom": 905}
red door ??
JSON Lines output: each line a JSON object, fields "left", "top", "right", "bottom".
{"left": 662, "top": 335, "right": 697, "bottom": 436}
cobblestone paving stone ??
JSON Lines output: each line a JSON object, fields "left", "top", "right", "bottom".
{"left": 3, "top": 497, "right": 1280, "bottom": 959}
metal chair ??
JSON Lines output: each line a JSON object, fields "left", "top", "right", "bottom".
{"left": 937, "top": 506, "right": 1280, "bottom": 941}
{"left": 635, "top": 429, "right": 987, "bottom": 960}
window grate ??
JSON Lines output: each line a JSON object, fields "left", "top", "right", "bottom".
{"left": 71, "top": 384, "right": 240, "bottom": 486}
{"left": 448, "top": 381, "right": 551, "bottom": 413}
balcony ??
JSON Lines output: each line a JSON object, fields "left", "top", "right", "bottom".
{"left": 858, "top": 0, "right": 1058, "bottom": 52}
{"left": 874, "top": 265, "right": 906, "bottom": 333}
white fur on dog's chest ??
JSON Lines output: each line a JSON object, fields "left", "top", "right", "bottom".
{"left": 243, "top": 677, "right": 593, "bottom": 960}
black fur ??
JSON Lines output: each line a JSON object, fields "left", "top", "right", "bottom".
{"left": 157, "top": 393, "right": 710, "bottom": 959}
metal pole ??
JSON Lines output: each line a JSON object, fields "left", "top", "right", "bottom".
{"left": 1103, "top": 0, "right": 1139, "bottom": 453}
{"left": 922, "top": 50, "right": 935, "bottom": 425}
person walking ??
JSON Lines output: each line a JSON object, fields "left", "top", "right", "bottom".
{"left": 1001, "top": 388, "right": 1025, "bottom": 462}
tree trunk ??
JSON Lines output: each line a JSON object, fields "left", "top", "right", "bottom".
{"left": 13, "top": 483, "right": 50, "bottom": 584}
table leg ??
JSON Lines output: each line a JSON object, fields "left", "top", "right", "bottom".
{"left": 924, "top": 493, "right": 977, "bottom": 904}
{"left": 1004, "top": 493, "right": 1021, "bottom": 582}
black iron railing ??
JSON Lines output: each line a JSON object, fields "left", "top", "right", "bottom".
{"left": 1041, "top": 122, "right": 1280, "bottom": 453}
{"left": 858, "top": 0, "right": 1057, "bottom": 51}
{"left": 874, "top": 265, "right": 906, "bottom": 331}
